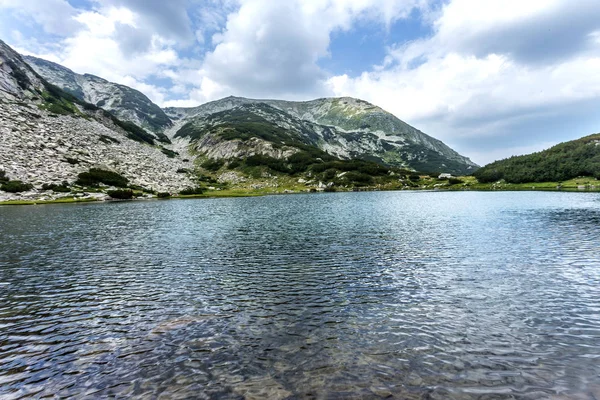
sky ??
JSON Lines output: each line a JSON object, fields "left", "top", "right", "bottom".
{"left": 1, "top": 0, "right": 600, "bottom": 165}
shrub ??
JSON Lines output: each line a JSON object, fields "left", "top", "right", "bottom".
{"left": 82, "top": 102, "right": 100, "bottom": 111}
{"left": 157, "top": 192, "right": 171, "bottom": 198}
{"left": 176, "top": 168, "right": 189, "bottom": 174}
{"left": 99, "top": 135, "right": 120, "bottom": 144}
{"left": 180, "top": 187, "right": 204, "bottom": 195}
{"left": 322, "top": 169, "right": 337, "bottom": 181}
{"left": 0, "top": 170, "right": 8, "bottom": 183}
{"left": 409, "top": 174, "right": 421, "bottom": 182}
{"left": 245, "top": 154, "right": 288, "bottom": 173}
{"left": 105, "top": 114, "right": 155, "bottom": 145}
{"left": 227, "top": 159, "right": 241, "bottom": 169}
{"left": 344, "top": 171, "right": 374, "bottom": 185}
{"left": 42, "top": 183, "right": 71, "bottom": 193}
{"left": 201, "top": 159, "right": 225, "bottom": 171}
{"left": 1, "top": 180, "right": 33, "bottom": 193}
{"left": 198, "top": 175, "right": 218, "bottom": 183}
{"left": 161, "top": 147, "right": 178, "bottom": 158}
{"left": 64, "top": 157, "right": 80, "bottom": 165}
{"left": 107, "top": 189, "right": 134, "bottom": 199}
{"left": 53, "top": 186, "right": 71, "bottom": 193}
{"left": 448, "top": 177, "right": 463, "bottom": 185}
{"left": 46, "top": 102, "right": 74, "bottom": 115}
{"left": 76, "top": 168, "right": 129, "bottom": 187}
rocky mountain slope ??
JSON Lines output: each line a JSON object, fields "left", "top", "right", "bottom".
{"left": 165, "top": 96, "right": 478, "bottom": 174}
{"left": 26, "top": 53, "right": 477, "bottom": 175}
{"left": 1, "top": 39, "right": 481, "bottom": 202}
{"left": 24, "top": 55, "right": 172, "bottom": 138}
{"left": 0, "top": 40, "right": 194, "bottom": 201}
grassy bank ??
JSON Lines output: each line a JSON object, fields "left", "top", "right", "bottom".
{"left": 2, "top": 176, "right": 599, "bottom": 206}
{"left": 0, "top": 196, "right": 102, "bottom": 206}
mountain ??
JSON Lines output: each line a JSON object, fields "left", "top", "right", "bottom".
{"left": 165, "top": 96, "right": 479, "bottom": 175}
{"left": 1, "top": 39, "right": 480, "bottom": 202}
{"left": 474, "top": 134, "right": 600, "bottom": 183}
{"left": 24, "top": 55, "right": 172, "bottom": 138}
{"left": 0, "top": 39, "right": 194, "bottom": 200}
{"left": 25, "top": 54, "right": 477, "bottom": 175}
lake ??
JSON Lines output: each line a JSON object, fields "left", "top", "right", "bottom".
{"left": 1, "top": 191, "right": 599, "bottom": 399}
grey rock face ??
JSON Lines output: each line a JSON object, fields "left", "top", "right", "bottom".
{"left": 24, "top": 55, "right": 173, "bottom": 134}
{"left": 0, "top": 41, "right": 46, "bottom": 101}
{"left": 0, "top": 101, "right": 195, "bottom": 195}
{"left": 1, "top": 37, "right": 479, "bottom": 203}
{"left": 166, "top": 96, "right": 479, "bottom": 174}
{"left": 0, "top": 40, "right": 195, "bottom": 200}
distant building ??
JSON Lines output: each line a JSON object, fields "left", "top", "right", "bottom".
{"left": 439, "top": 173, "right": 453, "bottom": 179}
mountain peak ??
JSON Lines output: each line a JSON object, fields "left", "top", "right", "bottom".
{"left": 167, "top": 95, "right": 478, "bottom": 174}
{"left": 24, "top": 55, "right": 172, "bottom": 133}
{"left": 0, "top": 41, "right": 46, "bottom": 100}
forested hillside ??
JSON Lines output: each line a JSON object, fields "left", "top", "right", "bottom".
{"left": 474, "top": 134, "right": 600, "bottom": 183}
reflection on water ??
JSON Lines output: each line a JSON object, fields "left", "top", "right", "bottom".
{"left": 1, "top": 191, "right": 600, "bottom": 399}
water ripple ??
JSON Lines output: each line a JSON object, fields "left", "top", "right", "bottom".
{"left": 1, "top": 191, "right": 600, "bottom": 399}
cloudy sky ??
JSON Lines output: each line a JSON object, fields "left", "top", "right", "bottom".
{"left": 1, "top": 0, "right": 600, "bottom": 165}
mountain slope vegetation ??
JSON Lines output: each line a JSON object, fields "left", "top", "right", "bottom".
{"left": 167, "top": 97, "right": 479, "bottom": 175}
{"left": 474, "top": 134, "right": 600, "bottom": 183}
{"left": 0, "top": 39, "right": 194, "bottom": 198}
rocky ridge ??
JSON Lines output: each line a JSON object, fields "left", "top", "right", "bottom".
{"left": 0, "top": 101, "right": 195, "bottom": 202}
{"left": 1, "top": 38, "right": 480, "bottom": 202}
{"left": 166, "top": 96, "right": 478, "bottom": 174}
{"left": 24, "top": 55, "right": 173, "bottom": 136}
{"left": 0, "top": 40, "right": 195, "bottom": 202}
{"left": 26, "top": 51, "right": 478, "bottom": 175}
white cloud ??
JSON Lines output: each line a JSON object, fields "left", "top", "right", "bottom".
{"left": 5, "top": 0, "right": 600, "bottom": 165}
{"left": 119, "top": 76, "right": 167, "bottom": 105}
{"left": 326, "top": 0, "right": 600, "bottom": 164}
{"left": 97, "top": 0, "right": 195, "bottom": 45}
{"left": 185, "top": 0, "right": 426, "bottom": 103}
{"left": 59, "top": 9, "right": 178, "bottom": 79}
{"left": 0, "top": 0, "right": 82, "bottom": 36}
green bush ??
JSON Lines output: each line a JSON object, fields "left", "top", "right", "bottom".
{"left": 1, "top": 180, "right": 33, "bottom": 193}
{"left": 157, "top": 192, "right": 171, "bottom": 198}
{"left": 46, "top": 102, "right": 74, "bottom": 115}
{"left": 198, "top": 175, "right": 218, "bottom": 183}
{"left": 76, "top": 168, "right": 129, "bottom": 187}
{"left": 180, "top": 187, "right": 204, "bottom": 195}
{"left": 42, "top": 183, "right": 71, "bottom": 193}
{"left": 176, "top": 168, "right": 189, "bottom": 174}
{"left": 201, "top": 159, "right": 225, "bottom": 171}
{"left": 409, "top": 174, "right": 421, "bottom": 182}
{"left": 322, "top": 169, "right": 337, "bottom": 180}
{"left": 245, "top": 154, "right": 288, "bottom": 173}
{"left": 344, "top": 171, "right": 374, "bottom": 185}
{"left": 107, "top": 189, "right": 134, "bottom": 199}
{"left": 0, "top": 170, "right": 8, "bottom": 183}
{"left": 448, "top": 177, "right": 463, "bottom": 185}
{"left": 105, "top": 113, "right": 155, "bottom": 145}
{"left": 227, "top": 159, "right": 241, "bottom": 169}
{"left": 99, "top": 135, "right": 120, "bottom": 144}
{"left": 64, "top": 157, "right": 80, "bottom": 165}
{"left": 161, "top": 147, "right": 178, "bottom": 158}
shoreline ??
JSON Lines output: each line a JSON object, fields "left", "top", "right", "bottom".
{"left": 2, "top": 185, "right": 599, "bottom": 206}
